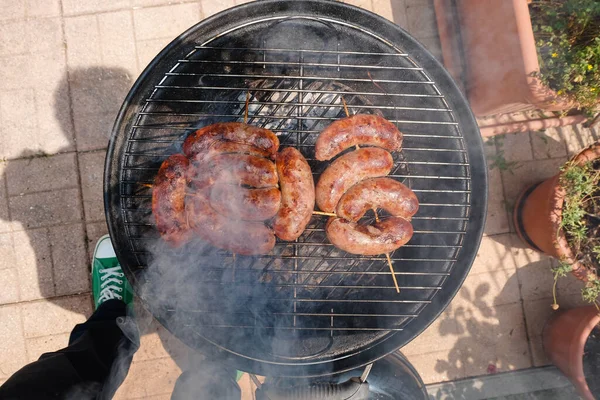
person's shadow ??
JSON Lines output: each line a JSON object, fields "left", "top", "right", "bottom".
{"left": 0, "top": 66, "right": 193, "bottom": 382}
{"left": 0, "top": 67, "right": 132, "bottom": 310}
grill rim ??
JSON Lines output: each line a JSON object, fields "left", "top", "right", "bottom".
{"left": 104, "top": 0, "right": 487, "bottom": 377}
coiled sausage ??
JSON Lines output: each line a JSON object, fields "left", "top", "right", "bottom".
{"left": 315, "top": 114, "right": 402, "bottom": 161}
{"left": 315, "top": 147, "right": 394, "bottom": 213}
{"left": 326, "top": 216, "right": 413, "bottom": 255}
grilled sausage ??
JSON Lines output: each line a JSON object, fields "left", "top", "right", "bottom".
{"left": 152, "top": 154, "right": 191, "bottom": 247}
{"left": 188, "top": 153, "right": 278, "bottom": 189}
{"left": 183, "top": 122, "right": 279, "bottom": 159}
{"left": 210, "top": 183, "right": 281, "bottom": 221}
{"left": 191, "top": 140, "right": 272, "bottom": 162}
{"left": 336, "top": 177, "right": 419, "bottom": 222}
{"left": 326, "top": 216, "right": 413, "bottom": 255}
{"left": 186, "top": 190, "right": 276, "bottom": 255}
{"left": 315, "top": 114, "right": 403, "bottom": 161}
{"left": 315, "top": 147, "right": 394, "bottom": 213}
{"left": 272, "top": 147, "right": 315, "bottom": 241}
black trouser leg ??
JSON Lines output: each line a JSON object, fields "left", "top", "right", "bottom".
{"left": 0, "top": 299, "right": 139, "bottom": 400}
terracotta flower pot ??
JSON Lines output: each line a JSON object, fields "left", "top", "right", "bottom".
{"left": 543, "top": 306, "right": 600, "bottom": 400}
{"left": 433, "top": 0, "right": 573, "bottom": 116}
{"left": 513, "top": 143, "right": 600, "bottom": 281}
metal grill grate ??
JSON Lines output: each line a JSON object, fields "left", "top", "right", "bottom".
{"left": 106, "top": 6, "right": 484, "bottom": 376}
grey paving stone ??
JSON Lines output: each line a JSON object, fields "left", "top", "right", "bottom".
{"left": 49, "top": 224, "right": 90, "bottom": 296}
{"left": 485, "top": 163, "right": 510, "bottom": 235}
{"left": 0, "top": 53, "right": 73, "bottom": 160}
{"left": 501, "top": 133, "right": 534, "bottom": 163}
{"left": 0, "top": 20, "right": 28, "bottom": 56}
{"left": 0, "top": 268, "right": 20, "bottom": 305}
{"left": 69, "top": 67, "right": 133, "bottom": 151}
{"left": 86, "top": 221, "right": 108, "bottom": 263}
{"left": 13, "top": 228, "right": 54, "bottom": 301}
{"left": 61, "top": 0, "right": 130, "bottom": 16}
{"left": 98, "top": 10, "right": 139, "bottom": 75}
{"left": 530, "top": 128, "right": 568, "bottom": 160}
{"left": 0, "top": 166, "right": 13, "bottom": 234}
{"left": 26, "top": 17, "right": 63, "bottom": 54}
{"left": 79, "top": 150, "right": 106, "bottom": 222}
{"left": 0, "top": 0, "right": 26, "bottom": 21}
{"left": 0, "top": 304, "right": 27, "bottom": 379}
{"left": 0, "top": 232, "right": 16, "bottom": 271}
{"left": 21, "top": 294, "right": 92, "bottom": 338}
{"left": 136, "top": 38, "right": 170, "bottom": 70}
{"left": 133, "top": 3, "right": 200, "bottom": 41}
{"left": 9, "top": 188, "right": 83, "bottom": 229}
{"left": 25, "top": 333, "right": 69, "bottom": 363}
{"left": 200, "top": 0, "right": 235, "bottom": 17}
{"left": 26, "top": 0, "right": 61, "bottom": 18}
{"left": 64, "top": 15, "right": 102, "bottom": 69}
{"left": 134, "top": 0, "right": 198, "bottom": 7}
{"left": 5, "top": 153, "right": 78, "bottom": 196}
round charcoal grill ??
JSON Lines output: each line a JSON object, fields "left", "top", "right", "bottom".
{"left": 105, "top": 0, "right": 487, "bottom": 378}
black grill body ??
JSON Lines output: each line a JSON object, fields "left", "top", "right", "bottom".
{"left": 104, "top": 0, "right": 487, "bottom": 377}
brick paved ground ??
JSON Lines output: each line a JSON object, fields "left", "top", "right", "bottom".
{"left": 0, "top": 0, "right": 597, "bottom": 398}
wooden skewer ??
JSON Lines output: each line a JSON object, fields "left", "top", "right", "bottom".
{"left": 373, "top": 208, "right": 400, "bottom": 293}
{"left": 313, "top": 211, "right": 337, "bottom": 217}
{"left": 141, "top": 183, "right": 153, "bottom": 189}
{"left": 244, "top": 91, "right": 250, "bottom": 124}
{"left": 385, "top": 253, "right": 400, "bottom": 293}
{"left": 341, "top": 96, "right": 350, "bottom": 118}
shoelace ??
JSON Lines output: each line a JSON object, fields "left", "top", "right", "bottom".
{"left": 98, "top": 266, "right": 125, "bottom": 304}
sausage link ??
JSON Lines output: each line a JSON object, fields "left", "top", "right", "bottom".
{"left": 336, "top": 177, "right": 419, "bottom": 222}
{"left": 272, "top": 147, "right": 315, "bottom": 241}
{"left": 183, "top": 122, "right": 279, "bottom": 159}
{"left": 315, "top": 114, "right": 403, "bottom": 161}
{"left": 186, "top": 190, "right": 276, "bottom": 255}
{"left": 315, "top": 147, "right": 394, "bottom": 213}
{"left": 191, "top": 140, "right": 272, "bottom": 162}
{"left": 152, "top": 154, "right": 191, "bottom": 247}
{"left": 210, "top": 183, "right": 281, "bottom": 221}
{"left": 326, "top": 216, "right": 413, "bottom": 255}
{"left": 187, "top": 153, "right": 278, "bottom": 189}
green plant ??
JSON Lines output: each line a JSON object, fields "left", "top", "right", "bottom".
{"left": 488, "top": 136, "right": 522, "bottom": 174}
{"left": 489, "top": 151, "right": 521, "bottom": 174}
{"left": 557, "top": 160, "right": 600, "bottom": 307}
{"left": 551, "top": 262, "right": 573, "bottom": 310}
{"left": 583, "top": 278, "right": 600, "bottom": 304}
{"left": 530, "top": 0, "right": 600, "bottom": 115}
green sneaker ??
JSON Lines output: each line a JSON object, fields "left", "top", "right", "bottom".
{"left": 92, "top": 234, "right": 134, "bottom": 309}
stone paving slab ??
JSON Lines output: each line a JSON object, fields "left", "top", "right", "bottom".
{"left": 0, "top": 0, "right": 597, "bottom": 398}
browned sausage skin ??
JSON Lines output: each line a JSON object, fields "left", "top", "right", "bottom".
{"left": 326, "top": 216, "right": 413, "bottom": 255}
{"left": 272, "top": 147, "right": 315, "bottom": 241}
{"left": 186, "top": 190, "right": 276, "bottom": 255}
{"left": 183, "top": 122, "right": 279, "bottom": 159}
{"left": 210, "top": 183, "right": 281, "bottom": 221}
{"left": 191, "top": 140, "right": 272, "bottom": 162}
{"left": 336, "top": 177, "right": 419, "bottom": 222}
{"left": 315, "top": 147, "right": 394, "bottom": 213}
{"left": 315, "top": 114, "right": 403, "bottom": 161}
{"left": 152, "top": 154, "right": 191, "bottom": 247}
{"left": 187, "top": 153, "right": 278, "bottom": 189}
